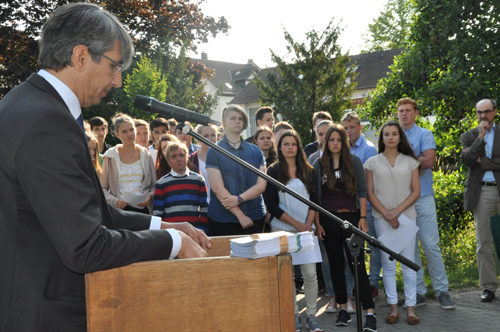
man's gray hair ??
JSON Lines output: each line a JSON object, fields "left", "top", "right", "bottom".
{"left": 476, "top": 99, "right": 497, "bottom": 110}
{"left": 38, "top": 3, "right": 134, "bottom": 71}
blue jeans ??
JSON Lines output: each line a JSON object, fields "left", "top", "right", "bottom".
{"left": 366, "top": 205, "right": 383, "bottom": 288}
{"left": 320, "top": 237, "right": 354, "bottom": 298}
{"left": 414, "top": 195, "right": 449, "bottom": 296}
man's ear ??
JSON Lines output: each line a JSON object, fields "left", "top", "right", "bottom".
{"left": 72, "top": 45, "right": 90, "bottom": 72}
{"left": 359, "top": 124, "right": 363, "bottom": 131}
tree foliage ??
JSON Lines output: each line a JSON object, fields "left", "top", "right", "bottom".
{"left": 361, "top": 0, "right": 415, "bottom": 53}
{"left": 365, "top": 0, "right": 500, "bottom": 163}
{"left": 254, "top": 19, "right": 358, "bottom": 143}
{"left": 0, "top": 0, "right": 229, "bottom": 98}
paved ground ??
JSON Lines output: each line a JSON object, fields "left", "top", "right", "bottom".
{"left": 296, "top": 287, "right": 500, "bottom": 332}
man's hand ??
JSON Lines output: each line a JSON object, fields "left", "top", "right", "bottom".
{"left": 176, "top": 231, "right": 208, "bottom": 259}
{"left": 478, "top": 120, "right": 489, "bottom": 139}
{"left": 161, "top": 222, "right": 211, "bottom": 250}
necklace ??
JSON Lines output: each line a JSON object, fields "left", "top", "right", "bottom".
{"left": 226, "top": 137, "right": 241, "bottom": 144}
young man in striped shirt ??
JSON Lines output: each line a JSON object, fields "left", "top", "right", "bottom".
{"left": 153, "top": 142, "right": 209, "bottom": 234}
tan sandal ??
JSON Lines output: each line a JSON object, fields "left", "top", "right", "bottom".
{"left": 407, "top": 314, "right": 420, "bottom": 325}
{"left": 385, "top": 313, "right": 399, "bottom": 324}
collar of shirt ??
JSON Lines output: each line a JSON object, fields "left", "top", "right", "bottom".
{"left": 487, "top": 123, "right": 496, "bottom": 134}
{"left": 38, "top": 70, "right": 82, "bottom": 120}
{"left": 403, "top": 123, "right": 418, "bottom": 135}
{"left": 169, "top": 168, "right": 190, "bottom": 177}
{"left": 353, "top": 134, "right": 366, "bottom": 148}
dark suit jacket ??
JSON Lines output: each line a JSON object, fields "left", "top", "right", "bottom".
{"left": 0, "top": 74, "right": 175, "bottom": 332}
{"left": 460, "top": 124, "right": 500, "bottom": 211}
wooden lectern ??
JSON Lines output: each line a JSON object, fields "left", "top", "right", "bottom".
{"left": 85, "top": 236, "right": 295, "bottom": 331}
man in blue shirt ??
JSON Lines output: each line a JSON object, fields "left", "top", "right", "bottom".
{"left": 397, "top": 98, "right": 455, "bottom": 310}
{"left": 342, "top": 111, "right": 380, "bottom": 300}
{"left": 461, "top": 98, "right": 500, "bottom": 303}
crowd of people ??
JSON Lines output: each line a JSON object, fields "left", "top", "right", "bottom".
{"left": 2, "top": 4, "right": 498, "bottom": 332}
{"left": 81, "top": 96, "right": 500, "bottom": 332}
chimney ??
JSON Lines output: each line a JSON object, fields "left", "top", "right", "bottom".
{"left": 201, "top": 52, "right": 208, "bottom": 60}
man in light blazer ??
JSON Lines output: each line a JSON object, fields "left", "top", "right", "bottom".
{"left": 461, "top": 98, "right": 500, "bottom": 303}
{"left": 0, "top": 4, "right": 207, "bottom": 332}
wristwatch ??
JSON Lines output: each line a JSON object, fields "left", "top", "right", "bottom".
{"left": 237, "top": 195, "right": 244, "bottom": 204}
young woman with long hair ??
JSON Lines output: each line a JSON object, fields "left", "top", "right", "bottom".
{"left": 265, "top": 129, "right": 323, "bottom": 332}
{"left": 312, "top": 124, "right": 377, "bottom": 331}
{"left": 101, "top": 113, "right": 156, "bottom": 214}
{"left": 365, "top": 120, "right": 421, "bottom": 325}
{"left": 155, "top": 134, "right": 199, "bottom": 180}
{"left": 253, "top": 126, "right": 277, "bottom": 166}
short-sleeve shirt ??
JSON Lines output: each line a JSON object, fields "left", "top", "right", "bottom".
{"left": 364, "top": 153, "right": 420, "bottom": 220}
{"left": 206, "top": 137, "right": 266, "bottom": 223}
{"left": 403, "top": 124, "right": 435, "bottom": 197}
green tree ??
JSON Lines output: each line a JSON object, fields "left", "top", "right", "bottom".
{"left": 0, "top": 0, "right": 229, "bottom": 98}
{"left": 361, "top": 0, "right": 415, "bottom": 53}
{"left": 365, "top": 0, "right": 500, "bottom": 163}
{"left": 253, "top": 19, "right": 358, "bottom": 143}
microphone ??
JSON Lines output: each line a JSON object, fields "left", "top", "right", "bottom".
{"left": 133, "top": 95, "right": 221, "bottom": 126}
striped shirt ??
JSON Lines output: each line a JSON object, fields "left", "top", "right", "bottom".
{"left": 153, "top": 170, "right": 209, "bottom": 234}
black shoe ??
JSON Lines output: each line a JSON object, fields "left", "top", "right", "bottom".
{"left": 481, "top": 289, "right": 495, "bottom": 302}
{"left": 335, "top": 309, "right": 352, "bottom": 326}
{"left": 363, "top": 314, "right": 377, "bottom": 332}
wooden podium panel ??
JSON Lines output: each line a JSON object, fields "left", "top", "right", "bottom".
{"left": 86, "top": 237, "right": 295, "bottom": 332}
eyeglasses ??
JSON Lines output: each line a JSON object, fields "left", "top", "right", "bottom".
{"left": 87, "top": 47, "right": 123, "bottom": 75}
{"left": 476, "top": 109, "right": 494, "bottom": 116}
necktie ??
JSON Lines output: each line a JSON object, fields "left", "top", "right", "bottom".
{"left": 76, "top": 114, "right": 85, "bottom": 132}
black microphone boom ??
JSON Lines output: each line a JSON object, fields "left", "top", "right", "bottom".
{"left": 133, "top": 95, "right": 221, "bottom": 126}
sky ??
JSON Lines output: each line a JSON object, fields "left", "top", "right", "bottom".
{"left": 188, "top": 0, "right": 389, "bottom": 68}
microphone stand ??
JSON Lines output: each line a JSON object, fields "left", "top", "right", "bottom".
{"left": 184, "top": 126, "right": 420, "bottom": 332}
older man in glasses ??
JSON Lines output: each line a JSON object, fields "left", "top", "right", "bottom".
{"left": 0, "top": 3, "right": 208, "bottom": 331}
{"left": 461, "top": 98, "right": 500, "bottom": 303}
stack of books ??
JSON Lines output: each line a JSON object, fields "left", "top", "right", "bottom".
{"left": 230, "top": 231, "right": 314, "bottom": 259}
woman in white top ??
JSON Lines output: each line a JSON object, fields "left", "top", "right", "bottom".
{"left": 264, "top": 129, "right": 323, "bottom": 331}
{"left": 102, "top": 113, "right": 156, "bottom": 214}
{"left": 365, "top": 120, "right": 421, "bottom": 325}
{"left": 189, "top": 124, "right": 218, "bottom": 203}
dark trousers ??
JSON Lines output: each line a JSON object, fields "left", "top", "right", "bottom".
{"left": 320, "top": 211, "right": 375, "bottom": 310}
{"left": 208, "top": 217, "right": 266, "bottom": 236}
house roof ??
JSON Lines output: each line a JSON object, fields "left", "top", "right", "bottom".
{"left": 349, "top": 48, "right": 404, "bottom": 90}
{"left": 230, "top": 48, "right": 404, "bottom": 104}
{"left": 190, "top": 58, "right": 260, "bottom": 95}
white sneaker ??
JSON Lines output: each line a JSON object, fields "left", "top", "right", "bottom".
{"left": 346, "top": 297, "right": 355, "bottom": 314}
{"left": 326, "top": 296, "right": 337, "bottom": 313}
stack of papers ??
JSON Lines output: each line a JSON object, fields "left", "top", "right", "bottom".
{"left": 230, "top": 231, "right": 314, "bottom": 259}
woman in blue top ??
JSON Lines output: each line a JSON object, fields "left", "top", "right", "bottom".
{"left": 206, "top": 105, "right": 267, "bottom": 235}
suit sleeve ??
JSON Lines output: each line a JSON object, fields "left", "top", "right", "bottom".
{"left": 15, "top": 111, "right": 174, "bottom": 274}
{"left": 461, "top": 130, "right": 485, "bottom": 167}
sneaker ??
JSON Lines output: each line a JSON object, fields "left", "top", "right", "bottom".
{"left": 335, "top": 309, "right": 352, "bottom": 326}
{"left": 438, "top": 292, "right": 456, "bottom": 310}
{"left": 371, "top": 285, "right": 379, "bottom": 301}
{"left": 306, "top": 314, "right": 323, "bottom": 332}
{"left": 403, "top": 293, "right": 427, "bottom": 308}
{"left": 325, "top": 296, "right": 337, "bottom": 313}
{"left": 295, "top": 314, "right": 302, "bottom": 332}
{"left": 363, "top": 314, "right": 377, "bottom": 332}
{"left": 346, "top": 297, "right": 356, "bottom": 313}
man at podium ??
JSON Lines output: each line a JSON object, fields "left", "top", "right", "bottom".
{"left": 0, "top": 3, "right": 207, "bottom": 332}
